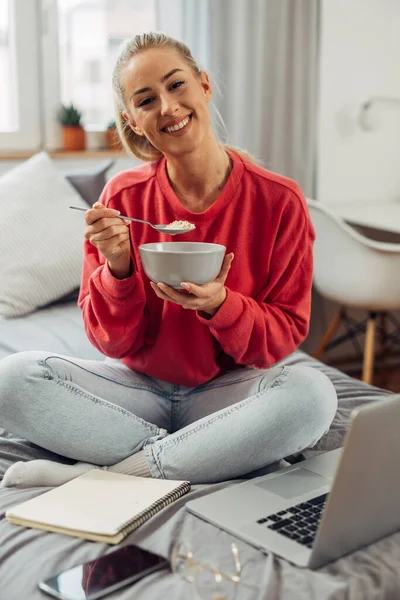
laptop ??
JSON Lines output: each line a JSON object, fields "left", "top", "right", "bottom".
{"left": 186, "top": 395, "right": 400, "bottom": 569}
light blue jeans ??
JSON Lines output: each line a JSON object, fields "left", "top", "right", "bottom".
{"left": 0, "top": 351, "right": 337, "bottom": 484}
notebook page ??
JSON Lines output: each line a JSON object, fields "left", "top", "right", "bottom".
{"left": 7, "top": 470, "right": 188, "bottom": 535}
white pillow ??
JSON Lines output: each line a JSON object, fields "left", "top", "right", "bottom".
{"left": 0, "top": 152, "right": 88, "bottom": 318}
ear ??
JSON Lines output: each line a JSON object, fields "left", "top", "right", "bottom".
{"left": 199, "top": 71, "right": 212, "bottom": 103}
{"left": 122, "top": 111, "right": 144, "bottom": 136}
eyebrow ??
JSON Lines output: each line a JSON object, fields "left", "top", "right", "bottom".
{"left": 130, "top": 68, "right": 184, "bottom": 99}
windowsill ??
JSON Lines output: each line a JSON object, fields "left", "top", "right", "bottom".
{"left": 0, "top": 149, "right": 127, "bottom": 160}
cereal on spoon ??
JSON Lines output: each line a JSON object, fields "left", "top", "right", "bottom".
{"left": 165, "top": 220, "right": 196, "bottom": 232}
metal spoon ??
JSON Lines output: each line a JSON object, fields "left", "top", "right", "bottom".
{"left": 69, "top": 205, "right": 195, "bottom": 235}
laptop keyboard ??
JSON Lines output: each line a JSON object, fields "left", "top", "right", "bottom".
{"left": 256, "top": 493, "right": 328, "bottom": 548}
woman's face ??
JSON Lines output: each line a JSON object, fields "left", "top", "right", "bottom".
{"left": 121, "top": 47, "right": 212, "bottom": 157}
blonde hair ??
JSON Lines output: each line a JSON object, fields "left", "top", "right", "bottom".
{"left": 112, "top": 31, "right": 254, "bottom": 163}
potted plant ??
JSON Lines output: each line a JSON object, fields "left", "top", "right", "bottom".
{"left": 58, "top": 103, "right": 86, "bottom": 151}
{"left": 105, "top": 119, "right": 122, "bottom": 151}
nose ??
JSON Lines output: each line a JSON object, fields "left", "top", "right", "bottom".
{"left": 160, "top": 94, "right": 179, "bottom": 116}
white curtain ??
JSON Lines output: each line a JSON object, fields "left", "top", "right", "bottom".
{"left": 156, "top": 0, "right": 319, "bottom": 197}
{"left": 155, "top": 0, "right": 210, "bottom": 68}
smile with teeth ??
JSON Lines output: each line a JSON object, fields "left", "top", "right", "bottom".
{"left": 163, "top": 115, "right": 191, "bottom": 133}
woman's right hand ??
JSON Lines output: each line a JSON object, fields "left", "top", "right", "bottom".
{"left": 84, "top": 203, "right": 132, "bottom": 279}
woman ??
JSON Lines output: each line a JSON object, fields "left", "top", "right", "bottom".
{"left": 0, "top": 32, "right": 337, "bottom": 489}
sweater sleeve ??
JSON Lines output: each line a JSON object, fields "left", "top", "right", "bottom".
{"left": 197, "top": 192, "right": 315, "bottom": 368}
{"left": 77, "top": 190, "right": 148, "bottom": 358}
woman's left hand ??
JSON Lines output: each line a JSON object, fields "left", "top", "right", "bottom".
{"left": 150, "top": 253, "right": 234, "bottom": 316}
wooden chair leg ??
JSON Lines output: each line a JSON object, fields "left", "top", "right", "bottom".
{"left": 362, "top": 314, "right": 377, "bottom": 384}
{"left": 314, "top": 309, "right": 342, "bottom": 360}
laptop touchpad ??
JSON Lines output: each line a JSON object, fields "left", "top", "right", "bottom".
{"left": 255, "top": 468, "right": 330, "bottom": 499}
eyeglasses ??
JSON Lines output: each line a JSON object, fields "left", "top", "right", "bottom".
{"left": 170, "top": 540, "right": 241, "bottom": 600}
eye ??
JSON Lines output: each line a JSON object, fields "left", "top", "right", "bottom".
{"left": 170, "top": 80, "right": 185, "bottom": 90}
{"left": 138, "top": 97, "right": 154, "bottom": 108}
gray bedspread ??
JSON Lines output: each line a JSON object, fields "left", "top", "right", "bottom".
{"left": 1, "top": 304, "right": 399, "bottom": 600}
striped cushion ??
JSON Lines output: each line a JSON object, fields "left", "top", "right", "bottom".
{"left": 0, "top": 152, "right": 88, "bottom": 318}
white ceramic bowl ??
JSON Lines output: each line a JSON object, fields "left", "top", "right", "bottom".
{"left": 139, "top": 242, "right": 226, "bottom": 288}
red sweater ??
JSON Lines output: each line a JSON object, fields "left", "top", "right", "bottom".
{"left": 78, "top": 150, "right": 315, "bottom": 387}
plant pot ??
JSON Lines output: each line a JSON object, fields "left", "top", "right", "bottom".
{"left": 62, "top": 126, "right": 86, "bottom": 151}
{"left": 105, "top": 128, "right": 123, "bottom": 151}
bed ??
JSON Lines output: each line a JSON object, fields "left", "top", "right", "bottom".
{"left": 1, "top": 155, "right": 400, "bottom": 599}
{"left": 1, "top": 298, "right": 400, "bottom": 600}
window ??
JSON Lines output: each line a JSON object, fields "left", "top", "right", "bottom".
{"left": 0, "top": 1, "right": 17, "bottom": 132}
{"left": 0, "top": 0, "right": 205, "bottom": 153}
{"left": 0, "top": 0, "right": 41, "bottom": 152}
{"left": 57, "top": 0, "right": 157, "bottom": 129}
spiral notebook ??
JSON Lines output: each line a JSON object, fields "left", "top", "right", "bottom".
{"left": 6, "top": 470, "right": 191, "bottom": 544}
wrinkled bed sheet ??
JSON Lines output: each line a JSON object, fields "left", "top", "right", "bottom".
{"left": 1, "top": 304, "right": 399, "bottom": 600}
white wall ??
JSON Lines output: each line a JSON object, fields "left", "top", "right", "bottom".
{"left": 306, "top": 0, "right": 400, "bottom": 363}
{"left": 317, "top": 0, "right": 400, "bottom": 205}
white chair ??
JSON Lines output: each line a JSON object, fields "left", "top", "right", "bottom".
{"left": 307, "top": 198, "right": 400, "bottom": 384}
